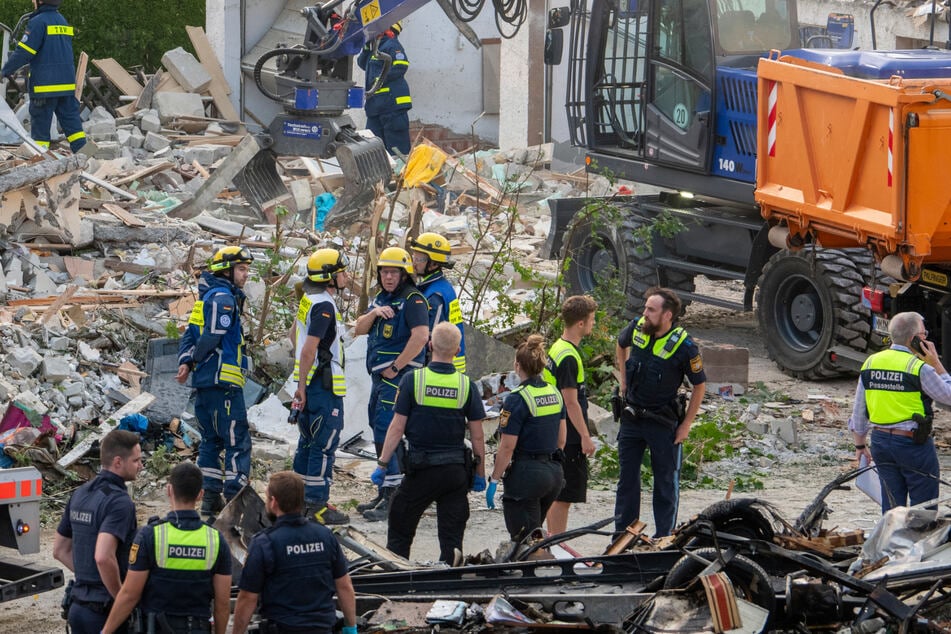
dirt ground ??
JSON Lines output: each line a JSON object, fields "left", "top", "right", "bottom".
{"left": 6, "top": 282, "right": 949, "bottom": 632}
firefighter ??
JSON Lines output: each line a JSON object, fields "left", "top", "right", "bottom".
{"left": 353, "top": 246, "right": 429, "bottom": 521}
{"left": 371, "top": 322, "right": 487, "bottom": 564}
{"left": 409, "top": 232, "right": 467, "bottom": 372}
{"left": 357, "top": 21, "right": 412, "bottom": 155}
{"left": 177, "top": 246, "right": 254, "bottom": 522}
{"left": 100, "top": 462, "right": 231, "bottom": 634}
{"left": 290, "top": 248, "right": 351, "bottom": 525}
{"left": 1, "top": 0, "right": 87, "bottom": 153}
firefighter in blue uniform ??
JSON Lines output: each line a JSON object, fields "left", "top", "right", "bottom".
{"left": 290, "top": 248, "right": 351, "bottom": 525}
{"left": 177, "top": 246, "right": 255, "bottom": 522}
{"left": 372, "top": 322, "right": 487, "bottom": 564}
{"left": 850, "top": 311, "right": 951, "bottom": 512}
{"left": 232, "top": 471, "right": 357, "bottom": 634}
{"left": 410, "top": 232, "right": 467, "bottom": 372}
{"left": 1, "top": 0, "right": 86, "bottom": 152}
{"left": 614, "top": 287, "right": 706, "bottom": 538}
{"left": 101, "top": 462, "right": 232, "bottom": 634}
{"left": 487, "top": 334, "right": 566, "bottom": 542}
{"left": 357, "top": 21, "right": 412, "bottom": 155}
{"left": 353, "top": 246, "right": 429, "bottom": 521}
{"left": 53, "top": 430, "right": 142, "bottom": 634}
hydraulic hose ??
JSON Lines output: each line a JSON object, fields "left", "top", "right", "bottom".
{"left": 253, "top": 47, "right": 313, "bottom": 103}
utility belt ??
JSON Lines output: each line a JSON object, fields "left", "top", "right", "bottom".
{"left": 621, "top": 394, "right": 686, "bottom": 431}
{"left": 513, "top": 451, "right": 554, "bottom": 462}
{"left": 73, "top": 596, "right": 113, "bottom": 614}
{"left": 405, "top": 448, "right": 467, "bottom": 474}
{"left": 309, "top": 349, "right": 335, "bottom": 391}
{"left": 145, "top": 612, "right": 211, "bottom": 634}
{"left": 256, "top": 620, "right": 322, "bottom": 634}
{"left": 873, "top": 413, "right": 934, "bottom": 445}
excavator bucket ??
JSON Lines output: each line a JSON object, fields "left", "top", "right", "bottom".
{"left": 326, "top": 133, "right": 392, "bottom": 227}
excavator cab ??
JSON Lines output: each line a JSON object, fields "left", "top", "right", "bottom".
{"left": 565, "top": 0, "right": 798, "bottom": 200}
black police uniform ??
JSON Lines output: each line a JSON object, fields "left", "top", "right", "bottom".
{"left": 57, "top": 470, "right": 137, "bottom": 634}
{"left": 387, "top": 361, "right": 486, "bottom": 563}
{"left": 546, "top": 341, "right": 589, "bottom": 503}
{"left": 239, "top": 513, "right": 349, "bottom": 633}
{"left": 614, "top": 318, "right": 706, "bottom": 537}
{"left": 498, "top": 377, "right": 566, "bottom": 541}
{"left": 127, "top": 510, "right": 232, "bottom": 633}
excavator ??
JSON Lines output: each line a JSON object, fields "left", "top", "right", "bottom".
{"left": 174, "top": 0, "right": 526, "bottom": 225}
{"left": 545, "top": 0, "right": 951, "bottom": 379}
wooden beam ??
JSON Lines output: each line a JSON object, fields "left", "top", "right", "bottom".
{"left": 91, "top": 58, "right": 143, "bottom": 97}
{"left": 101, "top": 203, "right": 146, "bottom": 227}
{"left": 74, "top": 52, "right": 88, "bottom": 100}
{"left": 37, "top": 285, "right": 77, "bottom": 325}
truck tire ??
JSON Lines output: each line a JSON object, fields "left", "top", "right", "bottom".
{"left": 563, "top": 211, "right": 655, "bottom": 320}
{"left": 562, "top": 208, "right": 692, "bottom": 319}
{"left": 663, "top": 547, "right": 776, "bottom": 617}
{"left": 756, "top": 249, "right": 869, "bottom": 380}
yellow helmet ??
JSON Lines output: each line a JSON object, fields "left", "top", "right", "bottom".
{"left": 306, "top": 248, "right": 349, "bottom": 283}
{"left": 377, "top": 247, "right": 414, "bottom": 274}
{"left": 409, "top": 232, "right": 451, "bottom": 264}
{"left": 391, "top": 21, "right": 403, "bottom": 34}
{"left": 209, "top": 246, "right": 254, "bottom": 272}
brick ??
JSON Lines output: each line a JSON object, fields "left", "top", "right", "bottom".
{"left": 161, "top": 47, "right": 212, "bottom": 93}
{"left": 697, "top": 342, "right": 749, "bottom": 387}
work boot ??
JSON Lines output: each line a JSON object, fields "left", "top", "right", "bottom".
{"left": 356, "top": 490, "right": 384, "bottom": 513}
{"left": 200, "top": 492, "right": 225, "bottom": 524}
{"left": 309, "top": 503, "right": 350, "bottom": 525}
{"left": 362, "top": 487, "right": 394, "bottom": 522}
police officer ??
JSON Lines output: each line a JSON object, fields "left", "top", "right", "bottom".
{"left": 487, "top": 334, "right": 566, "bottom": 542}
{"left": 849, "top": 311, "right": 951, "bottom": 512}
{"left": 1, "top": 0, "right": 87, "bottom": 153}
{"left": 356, "top": 21, "right": 411, "bottom": 155}
{"left": 100, "top": 462, "right": 232, "bottom": 634}
{"left": 53, "top": 430, "right": 142, "bottom": 634}
{"left": 353, "top": 246, "right": 429, "bottom": 520}
{"left": 290, "top": 248, "right": 351, "bottom": 525}
{"left": 372, "top": 322, "right": 487, "bottom": 564}
{"left": 177, "top": 246, "right": 254, "bottom": 522}
{"left": 543, "top": 295, "right": 597, "bottom": 535}
{"left": 232, "top": 471, "right": 357, "bottom": 634}
{"left": 410, "top": 232, "right": 467, "bottom": 372}
{"left": 614, "top": 287, "right": 706, "bottom": 538}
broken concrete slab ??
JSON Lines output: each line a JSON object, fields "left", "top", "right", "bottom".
{"left": 161, "top": 47, "right": 212, "bottom": 93}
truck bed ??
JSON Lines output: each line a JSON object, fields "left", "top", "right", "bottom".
{"left": 755, "top": 54, "right": 951, "bottom": 278}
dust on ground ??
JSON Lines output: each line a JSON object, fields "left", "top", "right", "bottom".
{"left": 4, "top": 280, "right": 944, "bottom": 632}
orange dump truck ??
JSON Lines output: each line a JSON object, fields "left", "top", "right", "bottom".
{"left": 757, "top": 53, "right": 951, "bottom": 281}
{"left": 756, "top": 52, "right": 951, "bottom": 363}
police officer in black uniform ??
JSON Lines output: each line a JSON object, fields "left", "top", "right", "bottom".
{"left": 232, "top": 471, "right": 357, "bottom": 634}
{"left": 486, "top": 334, "right": 566, "bottom": 542}
{"left": 614, "top": 287, "right": 706, "bottom": 538}
{"left": 101, "top": 462, "right": 232, "bottom": 634}
{"left": 372, "top": 322, "right": 487, "bottom": 564}
{"left": 53, "top": 430, "right": 142, "bottom": 634}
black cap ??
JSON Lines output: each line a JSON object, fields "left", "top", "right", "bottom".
{"left": 41, "top": 0, "right": 63, "bottom": 7}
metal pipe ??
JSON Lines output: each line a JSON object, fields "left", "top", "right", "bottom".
{"left": 870, "top": 0, "right": 885, "bottom": 50}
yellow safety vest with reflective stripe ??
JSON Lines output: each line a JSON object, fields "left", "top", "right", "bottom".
{"left": 414, "top": 367, "right": 469, "bottom": 409}
{"left": 543, "top": 338, "right": 584, "bottom": 387}
{"left": 293, "top": 290, "right": 346, "bottom": 396}
{"left": 515, "top": 382, "right": 563, "bottom": 417}
{"left": 861, "top": 348, "right": 927, "bottom": 425}
{"left": 631, "top": 317, "right": 687, "bottom": 358}
{"left": 154, "top": 523, "right": 219, "bottom": 571}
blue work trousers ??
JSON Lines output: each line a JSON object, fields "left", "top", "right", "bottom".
{"left": 368, "top": 371, "right": 406, "bottom": 481}
{"left": 30, "top": 94, "right": 86, "bottom": 151}
{"left": 366, "top": 109, "right": 410, "bottom": 156}
{"left": 294, "top": 383, "right": 344, "bottom": 506}
{"left": 68, "top": 601, "right": 127, "bottom": 634}
{"left": 871, "top": 430, "right": 940, "bottom": 512}
{"left": 195, "top": 386, "right": 251, "bottom": 500}
{"left": 614, "top": 416, "right": 682, "bottom": 537}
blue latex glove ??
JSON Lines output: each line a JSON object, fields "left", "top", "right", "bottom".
{"left": 343, "top": 626, "right": 358, "bottom": 634}
{"left": 486, "top": 480, "right": 498, "bottom": 509}
{"left": 471, "top": 475, "right": 486, "bottom": 492}
{"left": 370, "top": 466, "right": 386, "bottom": 487}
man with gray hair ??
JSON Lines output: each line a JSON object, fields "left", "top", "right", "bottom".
{"left": 850, "top": 311, "right": 951, "bottom": 512}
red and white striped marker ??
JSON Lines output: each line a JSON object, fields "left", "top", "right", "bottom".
{"left": 887, "top": 109, "right": 894, "bottom": 187}
{"left": 767, "top": 81, "right": 778, "bottom": 157}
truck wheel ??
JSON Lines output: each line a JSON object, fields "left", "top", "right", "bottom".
{"left": 663, "top": 547, "right": 776, "bottom": 617}
{"left": 756, "top": 249, "right": 869, "bottom": 379}
{"left": 562, "top": 210, "right": 656, "bottom": 320}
